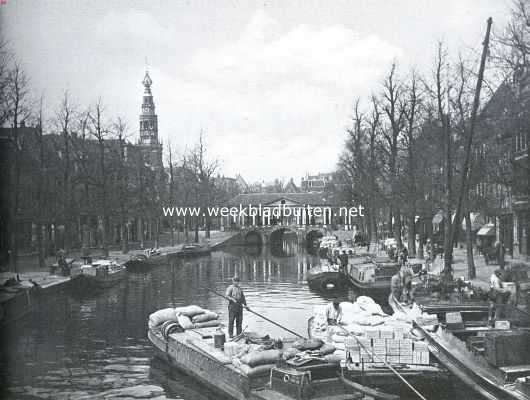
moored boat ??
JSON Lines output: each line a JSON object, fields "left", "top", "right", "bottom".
{"left": 307, "top": 262, "right": 346, "bottom": 290}
{"left": 126, "top": 249, "right": 167, "bottom": 270}
{"left": 179, "top": 243, "right": 212, "bottom": 258}
{"left": 0, "top": 273, "right": 72, "bottom": 326}
{"left": 346, "top": 257, "right": 399, "bottom": 291}
{"left": 71, "top": 259, "right": 127, "bottom": 289}
{"left": 307, "top": 296, "right": 449, "bottom": 395}
{"left": 392, "top": 300, "right": 530, "bottom": 400}
{"left": 148, "top": 304, "right": 398, "bottom": 400}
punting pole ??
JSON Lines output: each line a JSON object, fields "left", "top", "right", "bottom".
{"left": 201, "top": 285, "right": 306, "bottom": 339}
{"left": 337, "top": 325, "right": 428, "bottom": 400}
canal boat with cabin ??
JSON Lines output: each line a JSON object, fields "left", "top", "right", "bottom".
{"left": 346, "top": 256, "right": 399, "bottom": 291}
{"left": 71, "top": 258, "right": 127, "bottom": 289}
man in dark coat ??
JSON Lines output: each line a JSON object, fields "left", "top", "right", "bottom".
{"left": 225, "top": 276, "right": 248, "bottom": 337}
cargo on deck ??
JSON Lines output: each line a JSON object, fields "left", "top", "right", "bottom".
{"left": 147, "top": 303, "right": 399, "bottom": 400}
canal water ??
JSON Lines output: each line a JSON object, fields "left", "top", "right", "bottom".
{"left": 1, "top": 238, "right": 476, "bottom": 400}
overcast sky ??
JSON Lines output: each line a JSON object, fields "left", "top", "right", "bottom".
{"left": 1, "top": 0, "right": 510, "bottom": 184}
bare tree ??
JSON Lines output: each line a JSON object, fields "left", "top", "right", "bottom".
{"left": 89, "top": 98, "right": 109, "bottom": 256}
{"left": 54, "top": 91, "right": 76, "bottom": 253}
{"left": 186, "top": 132, "right": 219, "bottom": 242}
{"left": 402, "top": 71, "right": 422, "bottom": 257}
{"left": 6, "top": 61, "right": 31, "bottom": 271}
{"left": 380, "top": 62, "right": 406, "bottom": 248}
{"left": 114, "top": 117, "right": 130, "bottom": 254}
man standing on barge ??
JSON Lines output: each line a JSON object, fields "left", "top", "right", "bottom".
{"left": 226, "top": 276, "right": 248, "bottom": 337}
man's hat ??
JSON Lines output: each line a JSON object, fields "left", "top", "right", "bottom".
{"left": 232, "top": 275, "right": 240, "bottom": 282}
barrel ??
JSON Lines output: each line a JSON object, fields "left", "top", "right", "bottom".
{"left": 214, "top": 331, "right": 226, "bottom": 348}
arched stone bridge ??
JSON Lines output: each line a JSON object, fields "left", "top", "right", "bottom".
{"left": 235, "top": 225, "right": 329, "bottom": 246}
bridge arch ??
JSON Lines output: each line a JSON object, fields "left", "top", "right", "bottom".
{"left": 269, "top": 227, "right": 298, "bottom": 245}
{"left": 244, "top": 229, "right": 264, "bottom": 246}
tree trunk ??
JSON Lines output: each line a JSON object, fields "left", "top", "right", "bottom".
{"left": 417, "top": 220, "right": 424, "bottom": 259}
{"left": 205, "top": 214, "right": 211, "bottom": 239}
{"left": 370, "top": 212, "right": 377, "bottom": 243}
{"left": 36, "top": 223, "right": 45, "bottom": 269}
{"left": 170, "top": 220, "right": 175, "bottom": 247}
{"left": 154, "top": 218, "right": 159, "bottom": 249}
{"left": 395, "top": 210, "right": 402, "bottom": 249}
{"left": 465, "top": 211, "right": 476, "bottom": 279}
{"left": 194, "top": 215, "right": 199, "bottom": 243}
{"left": 121, "top": 220, "right": 128, "bottom": 254}
{"left": 407, "top": 214, "right": 416, "bottom": 257}
{"left": 139, "top": 217, "right": 145, "bottom": 249}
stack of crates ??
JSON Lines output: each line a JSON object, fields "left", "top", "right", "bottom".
{"left": 343, "top": 329, "right": 431, "bottom": 366}
{"left": 380, "top": 328, "right": 394, "bottom": 340}
{"left": 399, "top": 339, "right": 414, "bottom": 364}
{"left": 358, "top": 338, "right": 373, "bottom": 362}
{"left": 412, "top": 341, "right": 430, "bottom": 365}
{"left": 386, "top": 339, "right": 400, "bottom": 364}
{"left": 372, "top": 338, "right": 386, "bottom": 363}
{"left": 345, "top": 337, "right": 360, "bottom": 363}
{"left": 393, "top": 327, "right": 405, "bottom": 340}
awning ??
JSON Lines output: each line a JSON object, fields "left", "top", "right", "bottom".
{"left": 477, "top": 223, "right": 496, "bottom": 236}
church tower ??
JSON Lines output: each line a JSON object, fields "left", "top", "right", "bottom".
{"left": 138, "top": 70, "right": 163, "bottom": 169}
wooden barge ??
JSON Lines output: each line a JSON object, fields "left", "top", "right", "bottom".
{"left": 71, "top": 259, "right": 127, "bottom": 289}
{"left": 178, "top": 243, "right": 212, "bottom": 258}
{"left": 399, "top": 301, "right": 530, "bottom": 400}
{"left": 127, "top": 244, "right": 211, "bottom": 271}
{"left": 0, "top": 273, "right": 72, "bottom": 325}
{"left": 148, "top": 326, "right": 398, "bottom": 400}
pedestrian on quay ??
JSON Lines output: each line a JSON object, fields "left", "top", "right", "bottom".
{"left": 495, "top": 241, "right": 506, "bottom": 269}
{"left": 426, "top": 239, "right": 433, "bottom": 262}
{"left": 225, "top": 276, "right": 248, "bottom": 338}
{"left": 488, "top": 269, "right": 510, "bottom": 326}
{"left": 57, "top": 249, "right": 69, "bottom": 276}
{"left": 338, "top": 250, "right": 348, "bottom": 275}
{"left": 399, "top": 246, "right": 408, "bottom": 266}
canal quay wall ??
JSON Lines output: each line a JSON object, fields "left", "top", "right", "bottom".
{"left": 0, "top": 230, "right": 240, "bottom": 325}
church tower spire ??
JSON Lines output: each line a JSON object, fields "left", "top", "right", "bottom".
{"left": 139, "top": 70, "right": 159, "bottom": 145}
{"left": 137, "top": 69, "right": 163, "bottom": 170}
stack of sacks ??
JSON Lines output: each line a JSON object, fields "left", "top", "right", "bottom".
{"left": 356, "top": 296, "right": 387, "bottom": 316}
{"left": 340, "top": 298, "right": 388, "bottom": 327}
{"left": 175, "top": 308, "right": 221, "bottom": 330}
{"left": 286, "top": 338, "right": 343, "bottom": 365}
{"left": 292, "top": 338, "right": 324, "bottom": 351}
{"left": 191, "top": 310, "right": 220, "bottom": 328}
{"left": 149, "top": 305, "right": 221, "bottom": 331}
{"left": 149, "top": 308, "right": 179, "bottom": 329}
{"left": 233, "top": 348, "right": 282, "bottom": 376}
{"left": 174, "top": 305, "right": 209, "bottom": 330}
